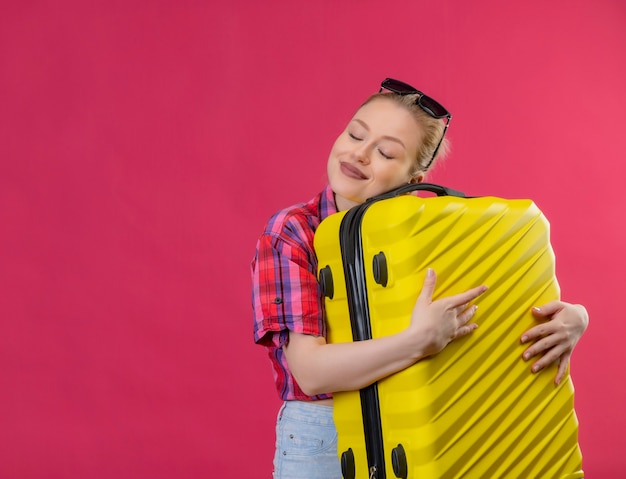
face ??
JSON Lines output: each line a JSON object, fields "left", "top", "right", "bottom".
{"left": 327, "top": 97, "right": 424, "bottom": 211}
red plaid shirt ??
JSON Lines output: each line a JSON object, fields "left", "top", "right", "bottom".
{"left": 251, "top": 185, "right": 337, "bottom": 401}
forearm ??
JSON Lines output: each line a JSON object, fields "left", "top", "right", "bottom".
{"left": 283, "top": 271, "right": 486, "bottom": 397}
{"left": 284, "top": 330, "right": 425, "bottom": 396}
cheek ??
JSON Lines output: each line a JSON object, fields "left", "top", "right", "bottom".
{"left": 327, "top": 144, "right": 339, "bottom": 168}
{"left": 327, "top": 143, "right": 342, "bottom": 176}
{"left": 329, "top": 137, "right": 347, "bottom": 157}
{"left": 373, "top": 163, "right": 412, "bottom": 183}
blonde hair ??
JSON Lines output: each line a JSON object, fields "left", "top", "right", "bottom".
{"left": 360, "top": 93, "right": 450, "bottom": 175}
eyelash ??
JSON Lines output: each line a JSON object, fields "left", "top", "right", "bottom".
{"left": 348, "top": 132, "right": 394, "bottom": 159}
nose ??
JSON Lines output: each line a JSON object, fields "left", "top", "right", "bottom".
{"left": 351, "top": 144, "right": 370, "bottom": 164}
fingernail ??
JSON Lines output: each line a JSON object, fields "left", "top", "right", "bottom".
{"left": 521, "top": 335, "right": 528, "bottom": 343}
{"left": 532, "top": 365, "right": 540, "bottom": 373}
{"left": 532, "top": 307, "right": 541, "bottom": 313}
{"left": 426, "top": 268, "right": 434, "bottom": 277}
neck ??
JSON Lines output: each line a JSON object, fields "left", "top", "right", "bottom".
{"left": 334, "top": 193, "right": 360, "bottom": 212}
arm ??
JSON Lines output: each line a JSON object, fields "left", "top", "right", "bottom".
{"left": 284, "top": 268, "right": 488, "bottom": 396}
{"left": 520, "top": 301, "right": 589, "bottom": 385}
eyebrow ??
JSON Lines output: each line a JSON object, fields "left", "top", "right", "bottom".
{"left": 351, "top": 119, "right": 406, "bottom": 149}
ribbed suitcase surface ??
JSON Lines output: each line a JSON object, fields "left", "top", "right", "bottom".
{"left": 314, "top": 191, "right": 583, "bottom": 479}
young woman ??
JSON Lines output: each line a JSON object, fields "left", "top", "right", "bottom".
{"left": 251, "top": 78, "right": 589, "bottom": 478}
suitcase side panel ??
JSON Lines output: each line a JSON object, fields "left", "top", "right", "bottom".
{"left": 359, "top": 195, "right": 582, "bottom": 478}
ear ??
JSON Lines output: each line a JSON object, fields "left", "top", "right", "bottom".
{"left": 409, "top": 173, "right": 425, "bottom": 184}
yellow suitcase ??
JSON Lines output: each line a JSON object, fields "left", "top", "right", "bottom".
{"left": 314, "top": 183, "right": 583, "bottom": 479}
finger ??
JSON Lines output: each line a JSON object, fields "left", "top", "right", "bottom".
{"left": 522, "top": 333, "right": 563, "bottom": 361}
{"left": 554, "top": 352, "right": 572, "bottom": 385}
{"left": 521, "top": 321, "right": 559, "bottom": 344}
{"left": 458, "top": 305, "right": 478, "bottom": 326}
{"left": 531, "top": 301, "right": 564, "bottom": 319}
{"left": 455, "top": 322, "right": 478, "bottom": 338}
{"left": 456, "top": 302, "right": 470, "bottom": 314}
{"left": 530, "top": 344, "right": 566, "bottom": 373}
{"left": 446, "top": 285, "right": 488, "bottom": 308}
{"left": 417, "top": 268, "right": 437, "bottom": 304}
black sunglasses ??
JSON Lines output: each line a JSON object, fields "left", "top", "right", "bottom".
{"left": 379, "top": 78, "right": 452, "bottom": 170}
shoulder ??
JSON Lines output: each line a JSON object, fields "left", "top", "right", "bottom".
{"left": 262, "top": 204, "right": 316, "bottom": 254}
{"left": 263, "top": 186, "right": 335, "bottom": 243}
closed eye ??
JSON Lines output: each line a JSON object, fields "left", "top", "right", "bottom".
{"left": 348, "top": 133, "right": 362, "bottom": 141}
{"left": 378, "top": 149, "right": 394, "bottom": 159}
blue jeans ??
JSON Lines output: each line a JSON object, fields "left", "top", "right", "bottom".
{"left": 273, "top": 401, "right": 341, "bottom": 478}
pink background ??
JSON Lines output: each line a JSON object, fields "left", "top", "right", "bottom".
{"left": 1, "top": 1, "right": 625, "bottom": 477}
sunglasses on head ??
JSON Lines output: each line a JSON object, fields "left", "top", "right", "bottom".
{"left": 379, "top": 78, "right": 452, "bottom": 170}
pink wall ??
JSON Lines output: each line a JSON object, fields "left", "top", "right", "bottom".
{"left": 1, "top": 1, "right": 624, "bottom": 477}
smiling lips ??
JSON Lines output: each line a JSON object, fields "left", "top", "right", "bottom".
{"left": 340, "top": 162, "right": 368, "bottom": 180}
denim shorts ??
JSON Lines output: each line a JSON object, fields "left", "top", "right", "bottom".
{"left": 273, "top": 401, "right": 341, "bottom": 478}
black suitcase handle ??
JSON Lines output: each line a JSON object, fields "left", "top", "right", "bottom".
{"left": 367, "top": 182, "right": 466, "bottom": 202}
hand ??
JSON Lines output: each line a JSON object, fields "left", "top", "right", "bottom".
{"left": 521, "top": 301, "right": 589, "bottom": 385}
{"left": 408, "top": 268, "right": 488, "bottom": 358}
